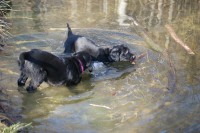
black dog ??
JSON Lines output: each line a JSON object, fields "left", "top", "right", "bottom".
{"left": 64, "top": 24, "right": 136, "bottom": 63}
{"left": 17, "top": 49, "right": 92, "bottom": 93}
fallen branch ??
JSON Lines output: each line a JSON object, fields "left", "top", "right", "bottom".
{"left": 165, "top": 24, "right": 195, "bottom": 55}
{"left": 163, "top": 49, "right": 176, "bottom": 93}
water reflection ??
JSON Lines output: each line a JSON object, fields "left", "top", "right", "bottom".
{"left": 30, "top": 0, "right": 47, "bottom": 32}
{"left": 11, "top": 0, "right": 135, "bottom": 32}
{"left": 3, "top": 0, "right": 200, "bottom": 132}
{"left": 21, "top": 79, "right": 94, "bottom": 121}
{"left": 118, "top": 0, "right": 131, "bottom": 26}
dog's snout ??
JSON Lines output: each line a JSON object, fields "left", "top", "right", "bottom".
{"left": 131, "top": 55, "right": 136, "bottom": 60}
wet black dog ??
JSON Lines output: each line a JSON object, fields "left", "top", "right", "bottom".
{"left": 64, "top": 24, "right": 136, "bottom": 63}
{"left": 17, "top": 49, "right": 92, "bottom": 93}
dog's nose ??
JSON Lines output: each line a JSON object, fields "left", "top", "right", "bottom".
{"left": 131, "top": 55, "right": 136, "bottom": 65}
{"left": 131, "top": 55, "right": 136, "bottom": 60}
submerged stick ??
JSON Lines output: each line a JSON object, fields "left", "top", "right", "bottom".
{"left": 90, "top": 104, "right": 112, "bottom": 110}
{"left": 136, "top": 52, "right": 147, "bottom": 61}
{"left": 137, "top": 52, "right": 147, "bottom": 60}
{"left": 165, "top": 24, "right": 195, "bottom": 55}
{"left": 131, "top": 52, "right": 147, "bottom": 65}
{"left": 163, "top": 49, "right": 177, "bottom": 93}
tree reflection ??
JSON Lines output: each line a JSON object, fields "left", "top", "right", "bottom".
{"left": 10, "top": 0, "right": 200, "bottom": 86}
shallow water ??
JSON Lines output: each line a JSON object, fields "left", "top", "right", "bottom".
{"left": 0, "top": 0, "right": 200, "bottom": 132}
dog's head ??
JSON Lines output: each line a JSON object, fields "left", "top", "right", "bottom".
{"left": 109, "top": 45, "right": 136, "bottom": 63}
{"left": 74, "top": 52, "right": 93, "bottom": 72}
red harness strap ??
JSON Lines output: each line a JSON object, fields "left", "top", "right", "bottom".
{"left": 77, "top": 59, "right": 84, "bottom": 73}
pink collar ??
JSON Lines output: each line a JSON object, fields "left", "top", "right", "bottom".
{"left": 77, "top": 59, "right": 84, "bottom": 73}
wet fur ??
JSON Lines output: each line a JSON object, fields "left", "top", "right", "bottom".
{"left": 18, "top": 49, "right": 92, "bottom": 93}
{"left": 64, "top": 23, "right": 136, "bottom": 63}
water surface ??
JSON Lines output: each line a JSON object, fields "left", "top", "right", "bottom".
{"left": 0, "top": 0, "right": 200, "bottom": 132}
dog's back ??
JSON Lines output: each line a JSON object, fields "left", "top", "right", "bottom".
{"left": 64, "top": 24, "right": 136, "bottom": 63}
{"left": 19, "top": 49, "right": 67, "bottom": 81}
{"left": 64, "top": 24, "right": 109, "bottom": 60}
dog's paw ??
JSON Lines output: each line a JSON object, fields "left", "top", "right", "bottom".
{"left": 26, "top": 86, "right": 37, "bottom": 93}
{"left": 17, "top": 79, "right": 26, "bottom": 86}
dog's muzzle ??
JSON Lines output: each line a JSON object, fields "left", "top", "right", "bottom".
{"left": 130, "top": 55, "right": 136, "bottom": 64}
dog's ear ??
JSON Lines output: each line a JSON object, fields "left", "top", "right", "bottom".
{"left": 80, "top": 52, "right": 92, "bottom": 68}
{"left": 104, "top": 48, "right": 110, "bottom": 55}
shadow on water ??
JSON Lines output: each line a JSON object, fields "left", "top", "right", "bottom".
{"left": 0, "top": 0, "right": 199, "bottom": 132}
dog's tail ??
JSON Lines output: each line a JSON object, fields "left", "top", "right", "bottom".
{"left": 67, "top": 23, "right": 73, "bottom": 36}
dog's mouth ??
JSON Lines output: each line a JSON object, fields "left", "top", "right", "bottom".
{"left": 131, "top": 61, "right": 136, "bottom": 65}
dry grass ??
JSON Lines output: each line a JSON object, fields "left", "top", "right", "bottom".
{"left": 0, "top": 0, "right": 12, "bottom": 50}
{"left": 1, "top": 122, "right": 32, "bottom": 133}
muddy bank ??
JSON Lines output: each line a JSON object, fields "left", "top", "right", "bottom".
{"left": 0, "top": 0, "right": 12, "bottom": 51}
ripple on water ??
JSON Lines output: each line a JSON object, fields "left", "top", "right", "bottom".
{"left": 2, "top": 29, "right": 199, "bottom": 133}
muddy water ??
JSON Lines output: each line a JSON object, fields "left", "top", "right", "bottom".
{"left": 0, "top": 0, "right": 199, "bottom": 132}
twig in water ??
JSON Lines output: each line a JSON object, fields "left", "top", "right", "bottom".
{"left": 165, "top": 24, "right": 195, "bottom": 55}
{"left": 132, "top": 52, "right": 147, "bottom": 65}
{"left": 136, "top": 52, "right": 147, "bottom": 61}
{"left": 90, "top": 104, "right": 112, "bottom": 110}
